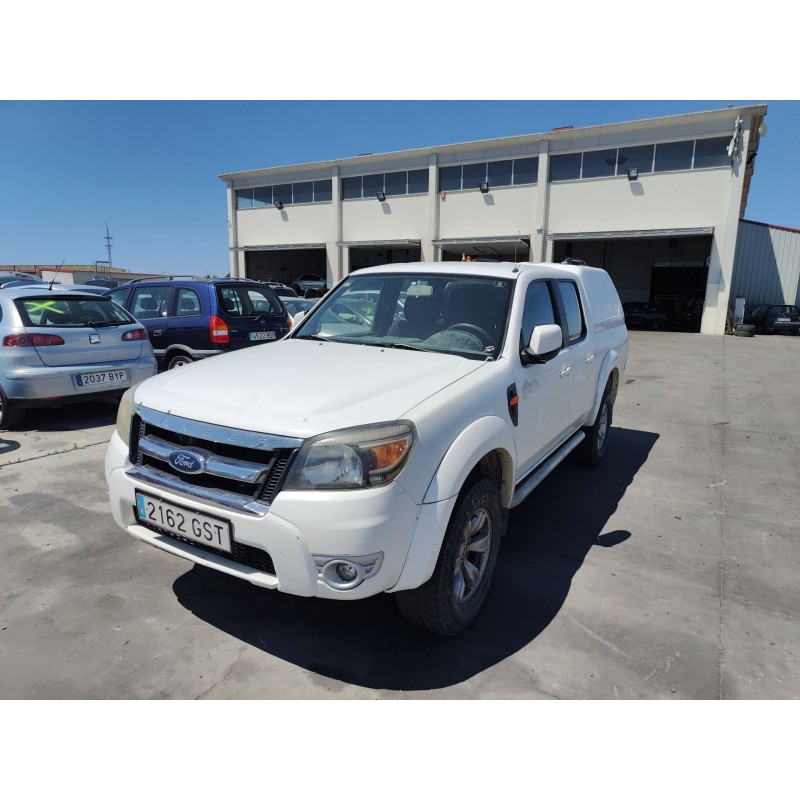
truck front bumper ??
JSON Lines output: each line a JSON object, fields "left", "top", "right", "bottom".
{"left": 105, "top": 430, "right": 422, "bottom": 600}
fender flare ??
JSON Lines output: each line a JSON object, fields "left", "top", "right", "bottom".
{"left": 587, "top": 349, "right": 622, "bottom": 425}
{"left": 392, "top": 416, "right": 515, "bottom": 592}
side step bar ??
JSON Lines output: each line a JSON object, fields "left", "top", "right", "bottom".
{"left": 510, "top": 431, "right": 585, "bottom": 509}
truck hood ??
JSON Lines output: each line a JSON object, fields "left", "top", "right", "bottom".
{"left": 132, "top": 339, "right": 486, "bottom": 438}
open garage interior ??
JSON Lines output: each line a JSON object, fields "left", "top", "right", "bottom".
{"left": 437, "top": 237, "right": 531, "bottom": 262}
{"left": 245, "top": 247, "right": 327, "bottom": 286}
{"left": 553, "top": 234, "right": 712, "bottom": 332}
{"left": 347, "top": 242, "right": 422, "bottom": 271}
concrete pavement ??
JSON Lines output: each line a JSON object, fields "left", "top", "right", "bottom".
{"left": 0, "top": 331, "right": 797, "bottom": 698}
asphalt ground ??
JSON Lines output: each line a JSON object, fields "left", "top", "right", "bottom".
{"left": 1, "top": 330, "right": 798, "bottom": 701}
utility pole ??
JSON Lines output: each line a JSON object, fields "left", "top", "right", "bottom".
{"left": 105, "top": 223, "right": 113, "bottom": 270}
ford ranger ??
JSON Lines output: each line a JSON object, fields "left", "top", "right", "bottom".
{"left": 105, "top": 261, "right": 628, "bottom": 635}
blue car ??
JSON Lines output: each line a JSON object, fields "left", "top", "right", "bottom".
{"left": 107, "top": 278, "right": 291, "bottom": 370}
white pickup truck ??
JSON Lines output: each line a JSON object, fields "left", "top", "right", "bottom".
{"left": 106, "top": 260, "right": 628, "bottom": 635}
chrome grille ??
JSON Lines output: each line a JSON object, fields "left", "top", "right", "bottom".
{"left": 128, "top": 406, "right": 303, "bottom": 515}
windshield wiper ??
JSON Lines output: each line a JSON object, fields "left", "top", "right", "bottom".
{"left": 82, "top": 320, "right": 120, "bottom": 327}
{"left": 296, "top": 334, "right": 327, "bottom": 341}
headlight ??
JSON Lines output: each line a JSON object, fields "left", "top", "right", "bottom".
{"left": 284, "top": 422, "right": 416, "bottom": 490}
{"left": 115, "top": 386, "right": 137, "bottom": 447}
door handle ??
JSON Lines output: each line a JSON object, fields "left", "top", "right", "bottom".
{"left": 151, "top": 329, "right": 163, "bottom": 337}
{"left": 560, "top": 366, "right": 571, "bottom": 378}
{"left": 586, "top": 353, "right": 595, "bottom": 364}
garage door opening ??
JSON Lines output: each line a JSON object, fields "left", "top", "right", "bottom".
{"left": 553, "top": 234, "right": 712, "bottom": 332}
{"left": 244, "top": 248, "right": 328, "bottom": 290}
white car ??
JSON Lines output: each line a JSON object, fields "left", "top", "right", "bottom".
{"left": 106, "top": 261, "right": 627, "bottom": 634}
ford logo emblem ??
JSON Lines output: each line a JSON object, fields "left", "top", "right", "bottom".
{"left": 168, "top": 450, "right": 206, "bottom": 474}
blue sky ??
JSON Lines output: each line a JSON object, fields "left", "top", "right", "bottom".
{"left": 1, "top": 100, "right": 796, "bottom": 276}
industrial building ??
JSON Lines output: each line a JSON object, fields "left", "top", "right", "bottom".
{"left": 215, "top": 103, "right": 786, "bottom": 335}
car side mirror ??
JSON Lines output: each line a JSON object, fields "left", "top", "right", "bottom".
{"left": 523, "top": 323, "right": 563, "bottom": 363}
{"left": 293, "top": 311, "right": 307, "bottom": 325}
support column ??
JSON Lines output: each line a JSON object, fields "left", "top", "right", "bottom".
{"left": 225, "top": 180, "right": 241, "bottom": 277}
{"left": 532, "top": 140, "right": 551, "bottom": 262}
{"left": 424, "top": 153, "right": 440, "bottom": 262}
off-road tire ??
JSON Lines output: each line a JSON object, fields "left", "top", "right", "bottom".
{"left": 580, "top": 390, "right": 612, "bottom": 466}
{"left": 395, "top": 477, "right": 503, "bottom": 636}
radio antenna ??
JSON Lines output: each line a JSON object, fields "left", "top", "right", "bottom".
{"left": 48, "top": 260, "right": 66, "bottom": 290}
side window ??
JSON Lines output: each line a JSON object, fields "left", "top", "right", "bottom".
{"left": 520, "top": 280, "right": 557, "bottom": 350}
{"left": 557, "top": 280, "right": 585, "bottom": 343}
{"left": 218, "top": 287, "right": 244, "bottom": 316}
{"left": 108, "top": 288, "right": 129, "bottom": 308}
{"left": 131, "top": 287, "right": 171, "bottom": 320}
{"left": 175, "top": 288, "right": 201, "bottom": 317}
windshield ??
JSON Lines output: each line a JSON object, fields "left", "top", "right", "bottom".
{"left": 14, "top": 295, "right": 136, "bottom": 327}
{"left": 216, "top": 284, "right": 284, "bottom": 316}
{"left": 293, "top": 272, "right": 512, "bottom": 359}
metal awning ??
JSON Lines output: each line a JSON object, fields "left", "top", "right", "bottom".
{"left": 432, "top": 236, "right": 530, "bottom": 257}
{"left": 233, "top": 243, "right": 327, "bottom": 251}
{"left": 549, "top": 227, "right": 713, "bottom": 241}
{"left": 336, "top": 239, "right": 421, "bottom": 249}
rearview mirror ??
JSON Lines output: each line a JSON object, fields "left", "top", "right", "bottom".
{"left": 523, "top": 323, "right": 563, "bottom": 363}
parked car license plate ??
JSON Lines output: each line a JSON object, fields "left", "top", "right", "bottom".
{"left": 249, "top": 331, "right": 276, "bottom": 341}
{"left": 135, "top": 492, "right": 232, "bottom": 553}
{"left": 777, "top": 317, "right": 790, "bottom": 322}
{"left": 74, "top": 369, "right": 129, "bottom": 388}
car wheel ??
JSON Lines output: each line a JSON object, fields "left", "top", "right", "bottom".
{"left": 395, "top": 476, "right": 503, "bottom": 636}
{"left": 0, "top": 386, "right": 25, "bottom": 431}
{"left": 167, "top": 353, "right": 194, "bottom": 370}
{"left": 580, "top": 389, "right": 612, "bottom": 466}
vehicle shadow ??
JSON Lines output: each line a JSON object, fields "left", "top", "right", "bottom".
{"left": 173, "top": 426, "right": 659, "bottom": 691}
{"left": 15, "top": 400, "right": 118, "bottom": 432}
{"left": 0, "top": 438, "right": 21, "bottom": 456}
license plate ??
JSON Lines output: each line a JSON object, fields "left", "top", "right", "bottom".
{"left": 74, "top": 369, "right": 129, "bottom": 388}
{"left": 776, "top": 317, "right": 790, "bottom": 322}
{"left": 135, "top": 492, "right": 232, "bottom": 553}
{"left": 249, "top": 330, "right": 276, "bottom": 341}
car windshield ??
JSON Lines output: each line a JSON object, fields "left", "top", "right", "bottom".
{"left": 14, "top": 294, "right": 136, "bottom": 327}
{"left": 293, "top": 272, "right": 513, "bottom": 360}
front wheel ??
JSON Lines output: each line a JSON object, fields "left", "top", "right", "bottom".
{"left": 395, "top": 476, "right": 504, "bottom": 636}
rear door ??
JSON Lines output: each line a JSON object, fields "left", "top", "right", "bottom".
{"left": 215, "top": 283, "right": 290, "bottom": 349}
{"left": 158, "top": 285, "right": 209, "bottom": 354}
{"left": 128, "top": 285, "right": 173, "bottom": 356}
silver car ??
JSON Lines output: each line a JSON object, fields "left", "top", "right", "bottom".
{"left": 0, "top": 285, "right": 157, "bottom": 430}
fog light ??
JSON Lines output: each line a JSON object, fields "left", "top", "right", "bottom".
{"left": 336, "top": 562, "right": 358, "bottom": 582}
{"left": 314, "top": 553, "right": 384, "bottom": 591}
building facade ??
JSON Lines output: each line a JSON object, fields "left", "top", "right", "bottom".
{"left": 220, "top": 105, "right": 768, "bottom": 334}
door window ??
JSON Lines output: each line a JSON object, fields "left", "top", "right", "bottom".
{"left": 175, "top": 288, "right": 201, "bottom": 317}
{"left": 556, "top": 281, "right": 585, "bottom": 343}
{"left": 131, "top": 287, "right": 171, "bottom": 320}
{"left": 520, "top": 280, "right": 557, "bottom": 351}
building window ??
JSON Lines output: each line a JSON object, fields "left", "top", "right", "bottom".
{"left": 513, "top": 157, "right": 539, "bottom": 184}
{"left": 342, "top": 169, "right": 430, "bottom": 199}
{"left": 617, "top": 144, "right": 654, "bottom": 175}
{"left": 582, "top": 148, "right": 617, "bottom": 179}
{"left": 654, "top": 140, "right": 694, "bottom": 173}
{"left": 549, "top": 153, "right": 582, "bottom": 182}
{"left": 693, "top": 136, "right": 730, "bottom": 169}
{"left": 237, "top": 179, "right": 333, "bottom": 208}
{"left": 438, "top": 157, "right": 539, "bottom": 191}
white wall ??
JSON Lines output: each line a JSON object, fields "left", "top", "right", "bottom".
{"left": 438, "top": 185, "right": 538, "bottom": 239}
{"left": 548, "top": 169, "right": 734, "bottom": 233}
{"left": 236, "top": 202, "right": 333, "bottom": 247}
{"left": 341, "top": 194, "right": 428, "bottom": 242}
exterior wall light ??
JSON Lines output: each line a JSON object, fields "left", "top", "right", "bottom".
{"left": 376, "top": 192, "right": 386, "bottom": 202}
{"left": 627, "top": 169, "right": 639, "bottom": 182}
{"left": 274, "top": 201, "right": 284, "bottom": 210}
{"left": 479, "top": 181, "right": 490, "bottom": 194}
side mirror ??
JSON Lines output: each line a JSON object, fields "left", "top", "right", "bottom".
{"left": 293, "top": 311, "right": 307, "bottom": 325}
{"left": 523, "top": 323, "right": 563, "bottom": 363}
